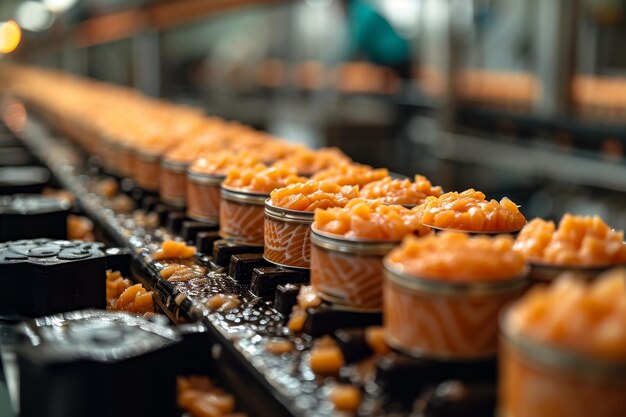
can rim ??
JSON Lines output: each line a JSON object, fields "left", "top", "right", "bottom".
{"left": 161, "top": 158, "right": 189, "bottom": 172}
{"left": 134, "top": 148, "right": 161, "bottom": 162}
{"left": 528, "top": 260, "right": 623, "bottom": 282}
{"left": 500, "top": 307, "right": 626, "bottom": 378}
{"left": 114, "top": 140, "right": 133, "bottom": 153}
{"left": 104, "top": 137, "right": 125, "bottom": 150}
{"left": 187, "top": 170, "right": 226, "bottom": 185}
{"left": 425, "top": 224, "right": 524, "bottom": 236}
{"left": 186, "top": 211, "right": 219, "bottom": 223}
{"left": 313, "top": 289, "right": 381, "bottom": 312}
{"left": 221, "top": 185, "right": 268, "bottom": 206}
{"left": 264, "top": 200, "right": 315, "bottom": 223}
{"left": 383, "top": 259, "right": 529, "bottom": 296}
{"left": 217, "top": 233, "right": 264, "bottom": 247}
{"left": 101, "top": 135, "right": 121, "bottom": 148}
{"left": 310, "top": 226, "right": 399, "bottom": 255}
{"left": 384, "top": 331, "right": 497, "bottom": 361}
{"left": 262, "top": 254, "right": 310, "bottom": 270}
{"left": 381, "top": 201, "right": 417, "bottom": 209}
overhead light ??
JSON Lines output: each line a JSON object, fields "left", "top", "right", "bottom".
{"left": 0, "top": 21, "right": 22, "bottom": 54}
{"left": 42, "top": 0, "right": 78, "bottom": 14}
{"left": 16, "top": 1, "right": 55, "bottom": 32}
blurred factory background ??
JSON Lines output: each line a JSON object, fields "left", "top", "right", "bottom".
{"left": 1, "top": 0, "right": 626, "bottom": 228}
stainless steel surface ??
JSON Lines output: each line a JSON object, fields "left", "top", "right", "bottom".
{"left": 384, "top": 260, "right": 529, "bottom": 296}
{"left": 436, "top": 131, "right": 626, "bottom": 192}
{"left": 310, "top": 227, "right": 399, "bottom": 256}
{"left": 264, "top": 199, "right": 314, "bottom": 223}
{"left": 501, "top": 309, "right": 626, "bottom": 378}
{"left": 534, "top": 0, "right": 580, "bottom": 117}
{"left": 161, "top": 158, "right": 189, "bottom": 172}
{"left": 220, "top": 185, "right": 268, "bottom": 206}
{"left": 528, "top": 261, "right": 621, "bottom": 282}
{"left": 187, "top": 171, "right": 225, "bottom": 185}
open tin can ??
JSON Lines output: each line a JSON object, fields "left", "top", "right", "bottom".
{"left": 527, "top": 261, "right": 622, "bottom": 284}
{"left": 310, "top": 226, "right": 398, "bottom": 310}
{"left": 99, "top": 136, "right": 121, "bottom": 175}
{"left": 264, "top": 201, "right": 314, "bottom": 269}
{"left": 133, "top": 149, "right": 161, "bottom": 192}
{"left": 75, "top": 120, "right": 98, "bottom": 154}
{"left": 186, "top": 170, "right": 225, "bottom": 223}
{"left": 115, "top": 141, "right": 134, "bottom": 178}
{"left": 219, "top": 186, "right": 267, "bottom": 245}
{"left": 499, "top": 310, "right": 626, "bottom": 417}
{"left": 160, "top": 158, "right": 189, "bottom": 207}
{"left": 383, "top": 261, "right": 528, "bottom": 360}
{"left": 62, "top": 116, "right": 84, "bottom": 148}
{"left": 425, "top": 225, "right": 523, "bottom": 237}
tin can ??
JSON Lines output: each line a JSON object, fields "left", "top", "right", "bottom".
{"left": 219, "top": 186, "right": 267, "bottom": 245}
{"left": 264, "top": 201, "right": 314, "bottom": 269}
{"left": 499, "top": 311, "right": 626, "bottom": 417}
{"left": 116, "top": 141, "right": 134, "bottom": 178}
{"left": 76, "top": 120, "right": 97, "bottom": 154}
{"left": 310, "top": 226, "right": 398, "bottom": 310}
{"left": 160, "top": 158, "right": 189, "bottom": 207}
{"left": 528, "top": 261, "right": 618, "bottom": 284}
{"left": 133, "top": 149, "right": 161, "bottom": 192}
{"left": 383, "top": 262, "right": 527, "bottom": 360}
{"left": 426, "top": 225, "right": 523, "bottom": 237}
{"left": 186, "top": 170, "right": 225, "bottom": 223}
{"left": 99, "top": 136, "right": 120, "bottom": 175}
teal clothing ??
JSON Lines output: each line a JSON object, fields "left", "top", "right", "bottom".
{"left": 347, "top": 0, "right": 410, "bottom": 66}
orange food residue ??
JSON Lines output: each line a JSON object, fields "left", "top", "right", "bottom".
{"left": 329, "top": 385, "right": 362, "bottom": 412}
{"left": 106, "top": 270, "right": 155, "bottom": 314}
{"left": 206, "top": 294, "right": 241, "bottom": 311}
{"left": 309, "top": 338, "right": 345, "bottom": 375}
{"left": 365, "top": 326, "right": 391, "bottom": 356}
{"left": 287, "top": 308, "right": 307, "bottom": 333}
{"left": 514, "top": 215, "right": 626, "bottom": 266}
{"left": 159, "top": 263, "right": 206, "bottom": 282}
{"left": 153, "top": 240, "right": 197, "bottom": 261}
{"left": 67, "top": 214, "right": 94, "bottom": 241}
{"left": 386, "top": 232, "right": 527, "bottom": 281}
{"left": 177, "top": 376, "right": 242, "bottom": 417}
{"left": 311, "top": 163, "right": 389, "bottom": 187}
{"left": 414, "top": 189, "right": 526, "bottom": 232}
{"left": 313, "top": 198, "right": 431, "bottom": 240}
{"left": 265, "top": 339, "right": 294, "bottom": 355}
{"left": 223, "top": 164, "right": 306, "bottom": 194}
{"left": 506, "top": 269, "right": 626, "bottom": 361}
{"left": 270, "top": 181, "right": 359, "bottom": 211}
{"left": 297, "top": 285, "right": 323, "bottom": 309}
{"left": 110, "top": 284, "right": 155, "bottom": 314}
{"left": 106, "top": 269, "right": 131, "bottom": 300}
{"left": 360, "top": 175, "right": 443, "bottom": 206}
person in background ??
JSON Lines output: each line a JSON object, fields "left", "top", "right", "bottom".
{"left": 344, "top": 0, "right": 412, "bottom": 78}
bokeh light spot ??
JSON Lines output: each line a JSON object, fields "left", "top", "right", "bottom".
{"left": 0, "top": 21, "right": 22, "bottom": 54}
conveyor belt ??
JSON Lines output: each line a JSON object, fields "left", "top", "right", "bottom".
{"left": 9, "top": 106, "right": 496, "bottom": 417}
